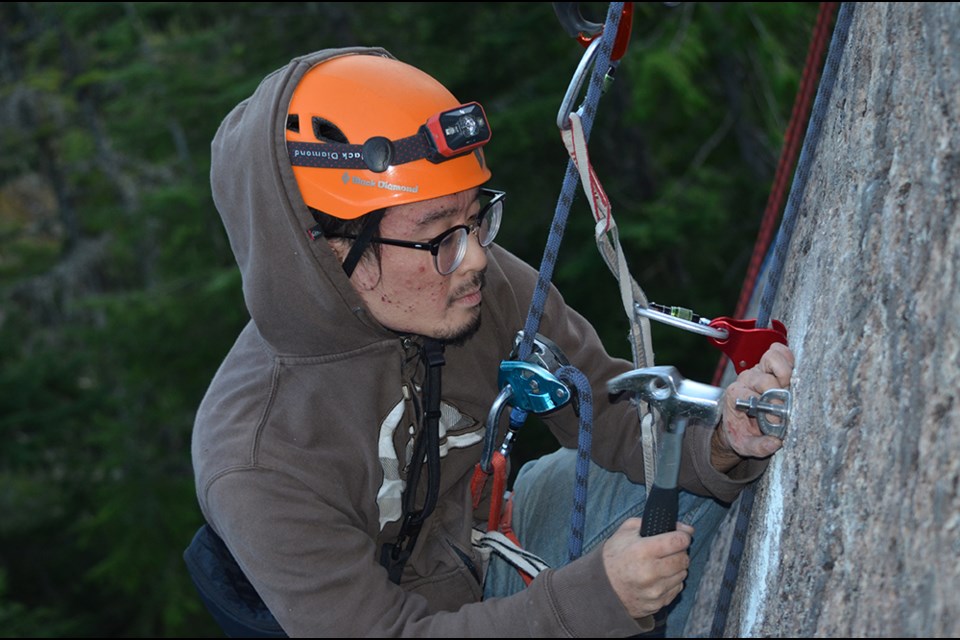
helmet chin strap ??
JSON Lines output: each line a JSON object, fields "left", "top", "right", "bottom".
{"left": 341, "top": 210, "right": 384, "bottom": 278}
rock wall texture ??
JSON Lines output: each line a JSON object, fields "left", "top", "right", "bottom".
{"left": 688, "top": 3, "right": 960, "bottom": 637}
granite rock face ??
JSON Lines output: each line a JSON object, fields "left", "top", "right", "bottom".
{"left": 688, "top": 3, "right": 960, "bottom": 637}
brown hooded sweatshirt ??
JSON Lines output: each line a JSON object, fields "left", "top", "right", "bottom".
{"left": 192, "top": 46, "right": 767, "bottom": 637}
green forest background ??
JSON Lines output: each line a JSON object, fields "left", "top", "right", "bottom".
{"left": 0, "top": 2, "right": 820, "bottom": 637}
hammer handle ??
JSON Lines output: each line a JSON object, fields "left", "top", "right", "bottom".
{"left": 634, "top": 418, "right": 687, "bottom": 638}
{"left": 637, "top": 490, "right": 673, "bottom": 638}
{"left": 639, "top": 418, "right": 685, "bottom": 537}
{"left": 639, "top": 485, "right": 678, "bottom": 537}
{"left": 636, "top": 484, "right": 677, "bottom": 638}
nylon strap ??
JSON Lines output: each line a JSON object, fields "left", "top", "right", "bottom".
{"left": 472, "top": 529, "right": 547, "bottom": 585}
{"left": 341, "top": 210, "right": 384, "bottom": 278}
{"left": 560, "top": 109, "right": 657, "bottom": 487}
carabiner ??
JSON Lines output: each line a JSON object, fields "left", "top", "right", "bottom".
{"left": 635, "top": 302, "right": 729, "bottom": 341}
{"left": 557, "top": 38, "right": 602, "bottom": 130}
{"left": 634, "top": 303, "right": 788, "bottom": 374}
{"left": 553, "top": 3, "right": 634, "bottom": 61}
{"left": 555, "top": 3, "right": 635, "bottom": 129}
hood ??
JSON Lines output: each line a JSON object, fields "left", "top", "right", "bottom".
{"left": 210, "top": 47, "right": 397, "bottom": 355}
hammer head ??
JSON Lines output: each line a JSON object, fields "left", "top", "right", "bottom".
{"left": 607, "top": 365, "right": 723, "bottom": 428}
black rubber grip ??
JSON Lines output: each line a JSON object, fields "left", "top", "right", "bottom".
{"left": 639, "top": 484, "right": 678, "bottom": 537}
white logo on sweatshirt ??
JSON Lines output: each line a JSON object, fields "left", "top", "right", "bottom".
{"left": 376, "top": 398, "right": 483, "bottom": 530}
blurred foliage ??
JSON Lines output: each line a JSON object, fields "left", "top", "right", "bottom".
{"left": 0, "top": 2, "right": 821, "bottom": 636}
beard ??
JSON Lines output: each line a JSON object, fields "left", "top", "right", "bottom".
{"left": 436, "top": 271, "right": 485, "bottom": 346}
{"left": 440, "top": 311, "right": 482, "bottom": 347}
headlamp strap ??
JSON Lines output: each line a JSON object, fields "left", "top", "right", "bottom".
{"left": 288, "top": 102, "right": 491, "bottom": 173}
{"left": 287, "top": 132, "right": 430, "bottom": 173}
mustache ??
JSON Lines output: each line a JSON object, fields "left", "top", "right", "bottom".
{"left": 450, "top": 270, "right": 486, "bottom": 300}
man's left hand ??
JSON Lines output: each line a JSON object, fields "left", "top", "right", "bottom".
{"left": 717, "top": 342, "right": 795, "bottom": 460}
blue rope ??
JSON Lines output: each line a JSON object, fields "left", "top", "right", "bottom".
{"left": 557, "top": 365, "right": 594, "bottom": 561}
{"left": 511, "top": 1, "right": 624, "bottom": 564}
{"left": 515, "top": 2, "right": 623, "bottom": 364}
{"left": 709, "top": 3, "right": 855, "bottom": 636}
{"left": 478, "top": 3, "right": 623, "bottom": 560}
{"left": 757, "top": 2, "right": 853, "bottom": 328}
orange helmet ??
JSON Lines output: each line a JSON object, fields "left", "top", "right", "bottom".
{"left": 286, "top": 53, "right": 492, "bottom": 219}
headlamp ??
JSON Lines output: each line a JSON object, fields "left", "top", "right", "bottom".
{"left": 287, "top": 102, "right": 491, "bottom": 174}
{"left": 423, "top": 102, "right": 490, "bottom": 159}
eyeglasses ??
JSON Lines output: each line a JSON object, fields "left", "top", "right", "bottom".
{"left": 329, "top": 188, "right": 504, "bottom": 275}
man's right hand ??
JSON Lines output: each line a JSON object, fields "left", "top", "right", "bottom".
{"left": 601, "top": 518, "right": 693, "bottom": 619}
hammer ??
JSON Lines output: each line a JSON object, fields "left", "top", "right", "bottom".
{"left": 607, "top": 366, "right": 724, "bottom": 637}
{"left": 607, "top": 365, "right": 724, "bottom": 537}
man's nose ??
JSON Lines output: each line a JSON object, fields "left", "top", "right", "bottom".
{"left": 458, "top": 227, "right": 488, "bottom": 273}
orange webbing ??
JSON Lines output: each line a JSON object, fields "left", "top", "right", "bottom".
{"left": 469, "top": 453, "right": 535, "bottom": 586}
{"left": 487, "top": 452, "right": 507, "bottom": 532}
{"left": 469, "top": 451, "right": 509, "bottom": 522}
{"left": 470, "top": 464, "right": 487, "bottom": 510}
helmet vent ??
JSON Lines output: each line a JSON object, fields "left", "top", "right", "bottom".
{"left": 286, "top": 114, "right": 300, "bottom": 133}
{"left": 312, "top": 117, "right": 348, "bottom": 144}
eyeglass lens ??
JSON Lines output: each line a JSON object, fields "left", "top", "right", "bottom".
{"left": 435, "top": 195, "right": 503, "bottom": 274}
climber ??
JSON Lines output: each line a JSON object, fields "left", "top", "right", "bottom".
{"left": 185, "top": 46, "right": 795, "bottom": 637}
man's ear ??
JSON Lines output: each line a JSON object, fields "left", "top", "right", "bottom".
{"left": 324, "top": 238, "right": 347, "bottom": 264}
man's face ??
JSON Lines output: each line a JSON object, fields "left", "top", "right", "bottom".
{"left": 347, "top": 188, "right": 488, "bottom": 343}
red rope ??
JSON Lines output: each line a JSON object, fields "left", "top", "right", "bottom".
{"left": 712, "top": 2, "right": 839, "bottom": 385}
